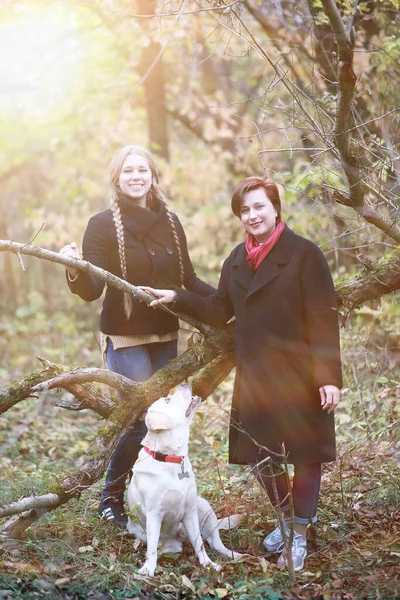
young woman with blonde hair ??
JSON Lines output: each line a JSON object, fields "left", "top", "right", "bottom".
{"left": 61, "top": 145, "right": 214, "bottom": 528}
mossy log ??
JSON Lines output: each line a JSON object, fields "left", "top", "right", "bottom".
{"left": 336, "top": 246, "right": 400, "bottom": 313}
{"left": 0, "top": 239, "right": 399, "bottom": 537}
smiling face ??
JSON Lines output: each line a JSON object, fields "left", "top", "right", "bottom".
{"left": 240, "top": 187, "right": 278, "bottom": 243}
{"left": 118, "top": 154, "right": 153, "bottom": 207}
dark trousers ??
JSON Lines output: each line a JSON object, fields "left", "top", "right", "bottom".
{"left": 253, "top": 461, "right": 322, "bottom": 524}
{"left": 102, "top": 338, "right": 178, "bottom": 503}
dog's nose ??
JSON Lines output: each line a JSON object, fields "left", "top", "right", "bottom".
{"left": 185, "top": 395, "right": 202, "bottom": 417}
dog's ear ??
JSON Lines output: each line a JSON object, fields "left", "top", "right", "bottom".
{"left": 146, "top": 409, "right": 175, "bottom": 432}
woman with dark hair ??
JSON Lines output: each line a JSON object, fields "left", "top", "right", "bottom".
{"left": 60, "top": 145, "right": 215, "bottom": 528}
{"left": 142, "top": 176, "right": 342, "bottom": 571}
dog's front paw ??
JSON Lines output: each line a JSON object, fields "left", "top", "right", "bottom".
{"left": 138, "top": 561, "right": 156, "bottom": 577}
{"left": 205, "top": 560, "right": 222, "bottom": 572}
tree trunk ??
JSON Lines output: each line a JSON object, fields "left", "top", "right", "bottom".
{"left": 136, "top": 0, "right": 169, "bottom": 160}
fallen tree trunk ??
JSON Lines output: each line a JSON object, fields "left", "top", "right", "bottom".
{"left": 0, "top": 239, "right": 399, "bottom": 538}
{"left": 0, "top": 326, "right": 235, "bottom": 538}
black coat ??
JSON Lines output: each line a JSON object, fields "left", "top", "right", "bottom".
{"left": 68, "top": 196, "right": 215, "bottom": 335}
{"left": 174, "top": 226, "right": 342, "bottom": 465}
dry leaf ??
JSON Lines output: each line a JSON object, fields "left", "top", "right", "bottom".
{"left": 78, "top": 545, "right": 94, "bottom": 553}
{"left": 2, "top": 561, "right": 38, "bottom": 573}
{"left": 133, "top": 538, "right": 141, "bottom": 551}
{"left": 55, "top": 577, "right": 71, "bottom": 585}
{"left": 259, "top": 557, "right": 270, "bottom": 573}
{"left": 215, "top": 589, "right": 229, "bottom": 598}
{"left": 181, "top": 574, "right": 195, "bottom": 592}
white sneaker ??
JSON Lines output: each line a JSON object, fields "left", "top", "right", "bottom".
{"left": 277, "top": 531, "right": 307, "bottom": 571}
{"left": 263, "top": 521, "right": 290, "bottom": 553}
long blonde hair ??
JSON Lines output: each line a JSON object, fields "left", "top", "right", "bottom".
{"left": 109, "top": 145, "right": 185, "bottom": 319}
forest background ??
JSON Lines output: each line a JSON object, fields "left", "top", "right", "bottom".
{"left": 0, "top": 0, "right": 399, "bottom": 599}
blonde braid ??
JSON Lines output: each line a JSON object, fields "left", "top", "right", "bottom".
{"left": 110, "top": 193, "right": 133, "bottom": 319}
{"left": 159, "top": 197, "right": 185, "bottom": 287}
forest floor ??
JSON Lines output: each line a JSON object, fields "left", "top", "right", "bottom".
{"left": 0, "top": 373, "right": 399, "bottom": 600}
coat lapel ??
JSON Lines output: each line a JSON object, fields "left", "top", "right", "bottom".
{"left": 232, "top": 244, "right": 254, "bottom": 292}
{"left": 246, "top": 226, "right": 295, "bottom": 299}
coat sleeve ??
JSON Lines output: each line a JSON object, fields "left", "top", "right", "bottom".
{"left": 173, "top": 255, "right": 234, "bottom": 329}
{"left": 300, "top": 242, "right": 343, "bottom": 389}
{"left": 66, "top": 214, "right": 109, "bottom": 302}
{"left": 172, "top": 214, "right": 216, "bottom": 297}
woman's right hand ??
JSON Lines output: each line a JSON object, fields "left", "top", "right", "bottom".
{"left": 139, "top": 286, "right": 177, "bottom": 307}
{"left": 60, "top": 242, "right": 82, "bottom": 279}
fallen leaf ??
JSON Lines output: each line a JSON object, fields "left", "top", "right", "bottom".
{"left": 181, "top": 574, "right": 195, "bottom": 592}
{"left": 259, "top": 557, "right": 270, "bottom": 573}
{"left": 133, "top": 538, "right": 141, "bottom": 551}
{"left": 358, "top": 549, "right": 373, "bottom": 557}
{"left": 2, "top": 561, "right": 38, "bottom": 573}
{"left": 332, "top": 578, "right": 343, "bottom": 588}
{"left": 215, "top": 589, "right": 229, "bottom": 598}
{"left": 307, "top": 524, "right": 317, "bottom": 542}
{"left": 78, "top": 545, "right": 94, "bottom": 553}
{"left": 55, "top": 577, "right": 71, "bottom": 586}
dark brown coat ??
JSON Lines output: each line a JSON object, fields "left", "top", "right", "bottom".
{"left": 175, "top": 226, "right": 342, "bottom": 465}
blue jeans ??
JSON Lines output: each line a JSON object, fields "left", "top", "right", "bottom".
{"left": 253, "top": 461, "right": 321, "bottom": 525}
{"left": 102, "top": 338, "right": 178, "bottom": 503}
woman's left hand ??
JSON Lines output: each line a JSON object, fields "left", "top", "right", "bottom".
{"left": 319, "top": 385, "right": 340, "bottom": 414}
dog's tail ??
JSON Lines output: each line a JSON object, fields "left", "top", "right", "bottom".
{"left": 217, "top": 514, "right": 243, "bottom": 530}
{"left": 197, "top": 497, "right": 243, "bottom": 561}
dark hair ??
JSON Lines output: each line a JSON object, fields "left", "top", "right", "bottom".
{"left": 231, "top": 176, "right": 281, "bottom": 222}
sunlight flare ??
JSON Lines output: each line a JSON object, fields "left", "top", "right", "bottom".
{"left": 0, "top": 6, "right": 86, "bottom": 114}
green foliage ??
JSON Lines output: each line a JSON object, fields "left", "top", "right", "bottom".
{"left": 0, "top": 1, "right": 400, "bottom": 598}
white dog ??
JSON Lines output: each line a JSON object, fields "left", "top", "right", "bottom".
{"left": 127, "top": 382, "right": 242, "bottom": 577}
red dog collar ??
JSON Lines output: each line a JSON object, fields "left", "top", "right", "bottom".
{"left": 143, "top": 446, "right": 184, "bottom": 464}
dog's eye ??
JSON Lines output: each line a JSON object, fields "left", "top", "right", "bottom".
{"left": 164, "top": 397, "right": 171, "bottom": 404}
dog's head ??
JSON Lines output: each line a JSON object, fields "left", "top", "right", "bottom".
{"left": 145, "top": 382, "right": 201, "bottom": 433}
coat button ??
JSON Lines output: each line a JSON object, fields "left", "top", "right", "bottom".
{"left": 149, "top": 248, "right": 155, "bottom": 256}
{"left": 166, "top": 247, "right": 173, "bottom": 255}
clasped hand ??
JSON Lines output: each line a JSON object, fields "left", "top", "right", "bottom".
{"left": 59, "top": 242, "right": 82, "bottom": 279}
{"left": 139, "top": 286, "right": 177, "bottom": 307}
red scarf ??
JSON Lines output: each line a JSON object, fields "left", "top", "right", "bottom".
{"left": 245, "top": 221, "right": 285, "bottom": 270}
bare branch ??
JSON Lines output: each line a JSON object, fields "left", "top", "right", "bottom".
{"left": 97, "top": 0, "right": 243, "bottom": 19}
{"left": 0, "top": 362, "right": 65, "bottom": 416}
{"left": 0, "top": 239, "right": 213, "bottom": 335}
{"left": 32, "top": 368, "right": 138, "bottom": 396}
{"left": 0, "top": 494, "right": 60, "bottom": 519}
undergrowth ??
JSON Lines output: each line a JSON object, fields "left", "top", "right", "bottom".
{"left": 0, "top": 300, "right": 399, "bottom": 599}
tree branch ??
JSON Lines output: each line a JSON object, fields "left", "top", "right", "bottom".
{"left": 336, "top": 246, "right": 400, "bottom": 313}
{"left": 320, "top": 0, "right": 369, "bottom": 213}
{"left": 0, "top": 240, "right": 213, "bottom": 335}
